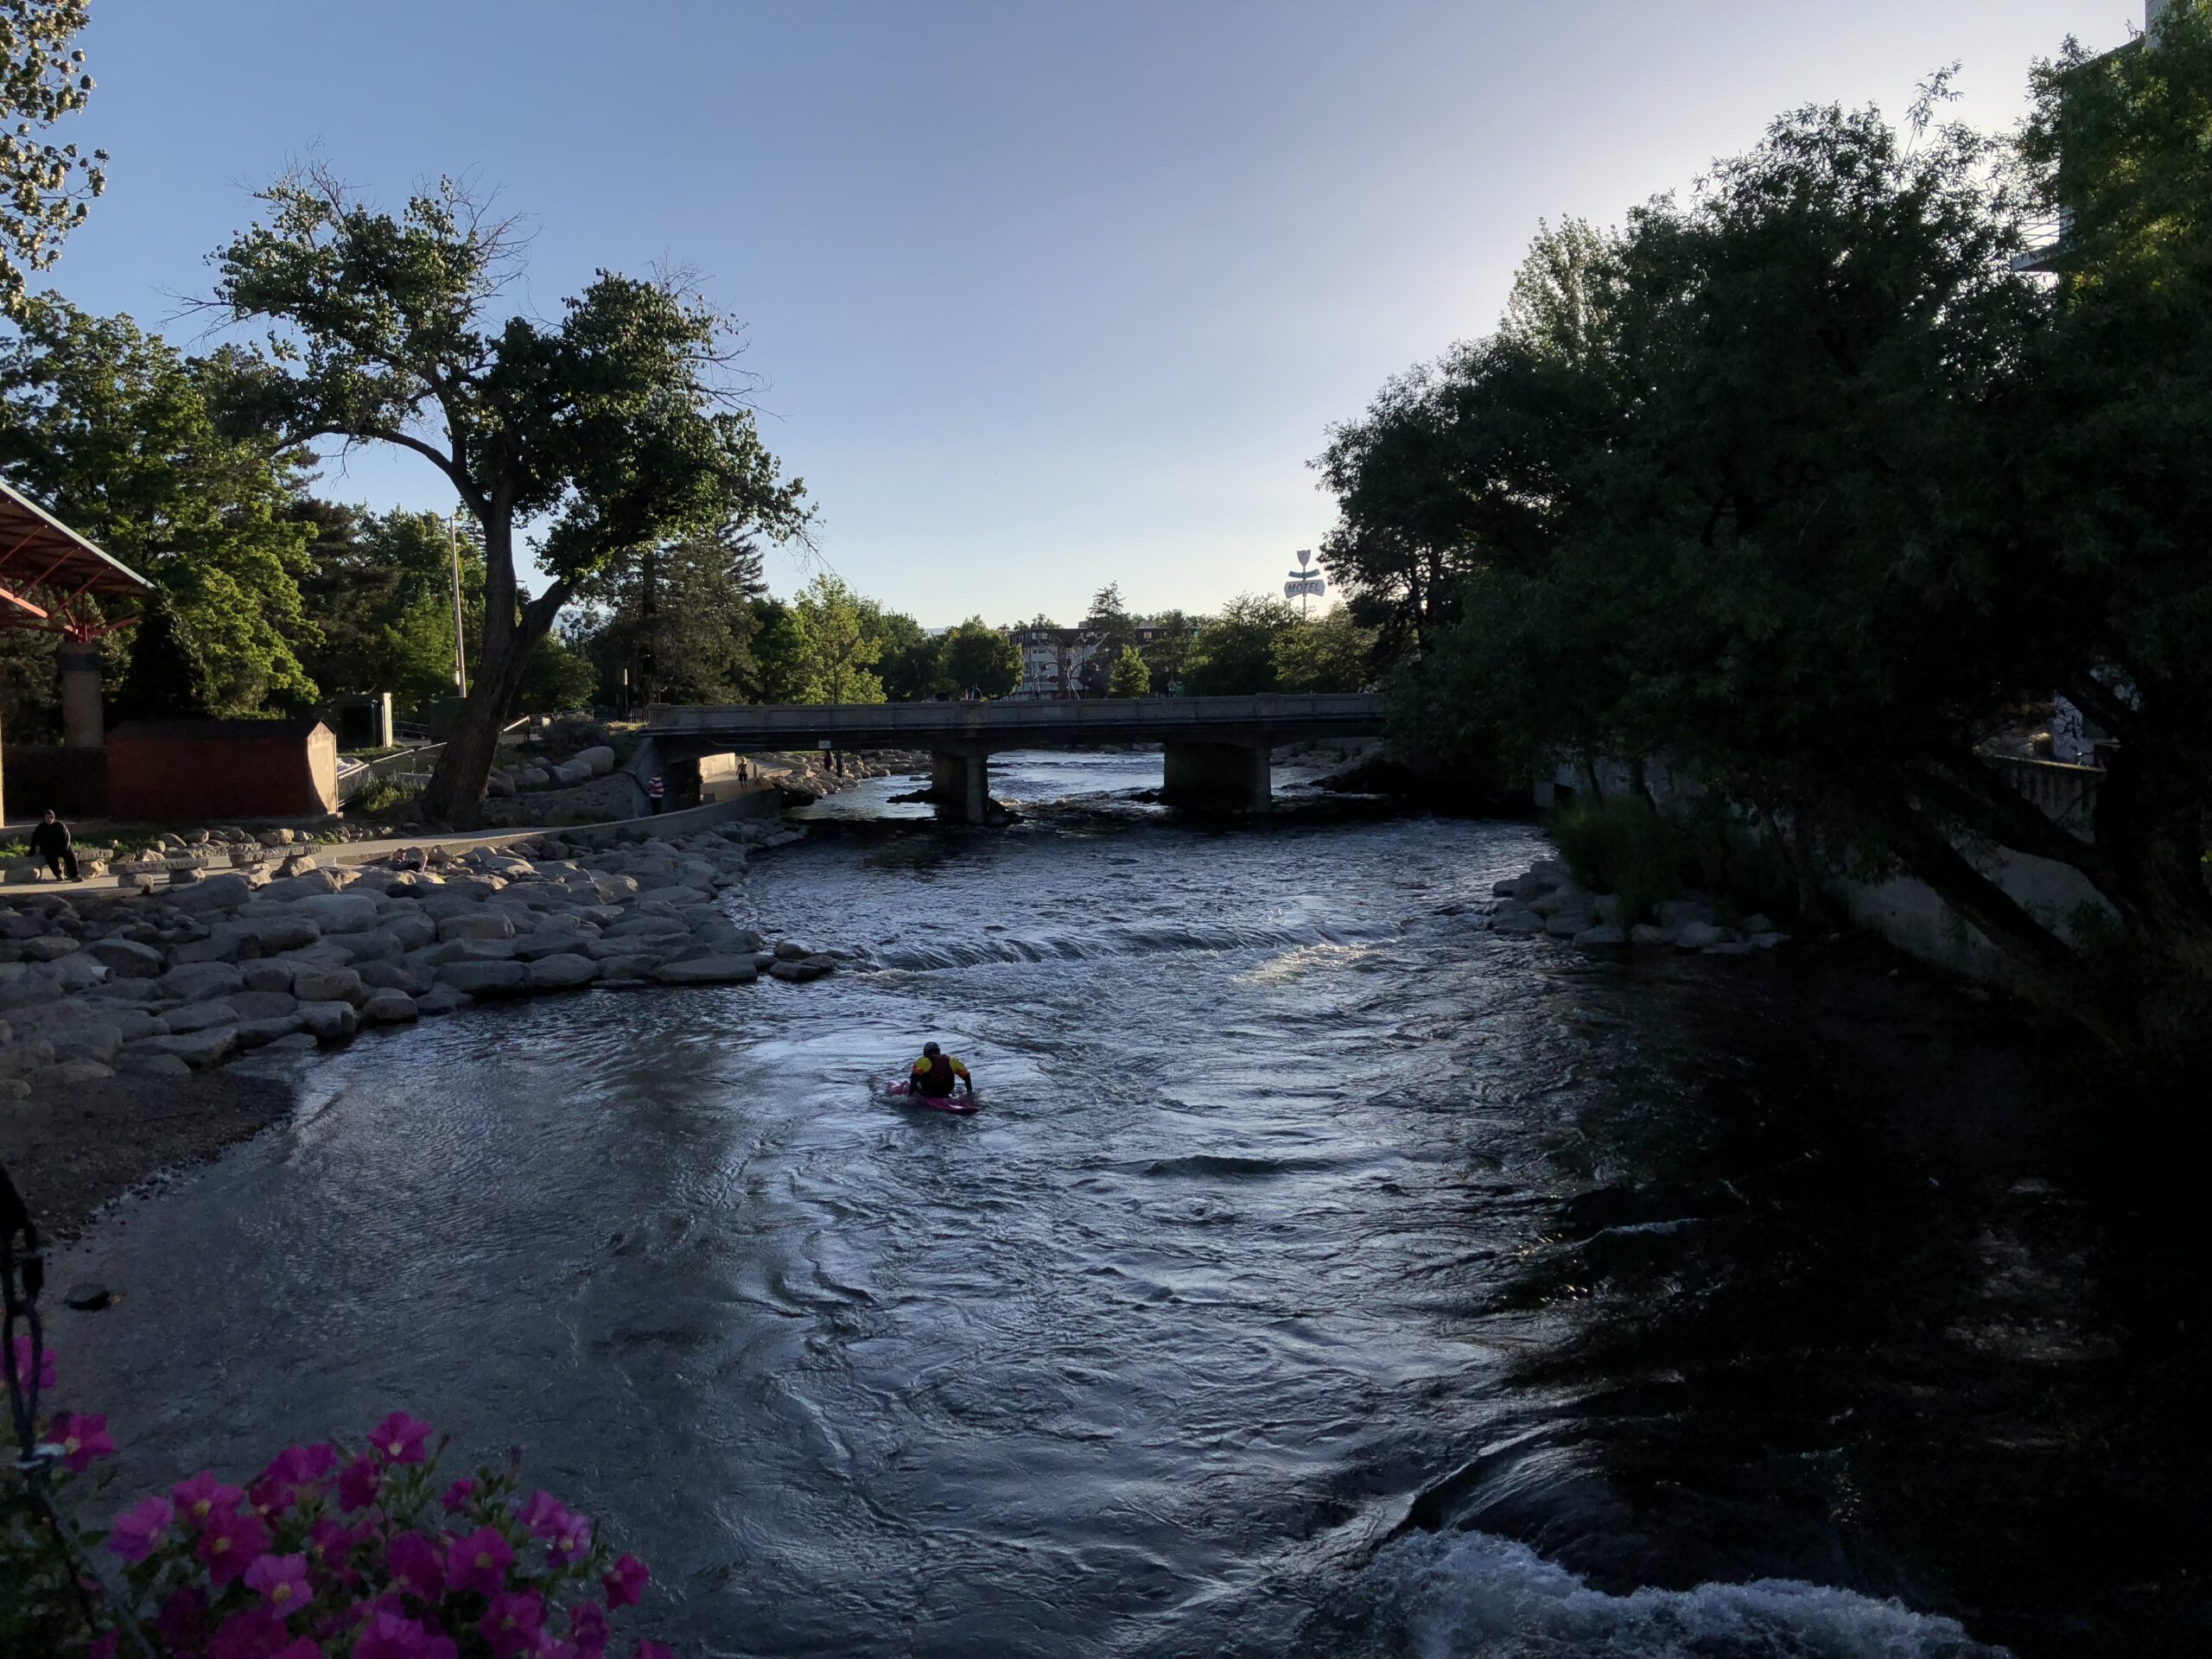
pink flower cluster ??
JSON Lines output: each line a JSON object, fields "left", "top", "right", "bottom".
{"left": 10, "top": 1346, "right": 672, "bottom": 1658}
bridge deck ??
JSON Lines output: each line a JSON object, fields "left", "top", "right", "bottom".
{"left": 645, "top": 692, "right": 1384, "bottom": 754}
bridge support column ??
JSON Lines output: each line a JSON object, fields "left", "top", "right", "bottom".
{"left": 929, "top": 749, "right": 991, "bottom": 824}
{"left": 1161, "top": 741, "right": 1271, "bottom": 813}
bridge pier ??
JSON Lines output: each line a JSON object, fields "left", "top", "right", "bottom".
{"left": 1160, "top": 741, "right": 1271, "bottom": 813}
{"left": 929, "top": 749, "right": 991, "bottom": 823}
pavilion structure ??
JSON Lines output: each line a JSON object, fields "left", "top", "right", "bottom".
{"left": 0, "top": 479, "right": 153, "bottom": 749}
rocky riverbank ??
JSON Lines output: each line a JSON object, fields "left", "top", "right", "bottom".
{"left": 0, "top": 816, "right": 844, "bottom": 1231}
{"left": 1479, "top": 853, "right": 1794, "bottom": 953}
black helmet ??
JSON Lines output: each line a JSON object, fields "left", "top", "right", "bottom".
{"left": 923, "top": 1041, "right": 941, "bottom": 1057}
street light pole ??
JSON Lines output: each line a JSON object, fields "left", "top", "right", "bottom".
{"left": 448, "top": 509, "right": 469, "bottom": 696}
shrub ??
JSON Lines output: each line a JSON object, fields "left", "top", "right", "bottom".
{"left": 1548, "top": 794, "right": 1800, "bottom": 925}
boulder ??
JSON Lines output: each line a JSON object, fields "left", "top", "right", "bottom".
{"left": 235, "top": 916, "right": 321, "bottom": 954}
{"left": 292, "top": 966, "right": 365, "bottom": 1005}
{"left": 413, "top": 986, "right": 474, "bottom": 1016}
{"left": 162, "top": 1002, "right": 239, "bottom": 1034}
{"left": 297, "top": 893, "right": 380, "bottom": 934}
{"left": 22, "top": 937, "right": 81, "bottom": 963}
{"left": 1628, "top": 924, "right": 1675, "bottom": 948}
{"left": 381, "top": 913, "right": 439, "bottom": 950}
{"left": 115, "top": 1052, "right": 193, "bottom": 1079}
{"left": 1543, "top": 910, "right": 1596, "bottom": 938}
{"left": 229, "top": 1015, "right": 305, "bottom": 1050}
{"left": 239, "top": 960, "right": 297, "bottom": 994}
{"left": 81, "top": 979, "right": 162, "bottom": 1004}
{"left": 1741, "top": 914, "right": 1777, "bottom": 936}
{"left": 654, "top": 955, "right": 760, "bottom": 986}
{"left": 298, "top": 1000, "right": 359, "bottom": 1041}
{"left": 437, "top": 912, "right": 516, "bottom": 942}
{"left": 437, "top": 960, "right": 530, "bottom": 999}
{"left": 1655, "top": 897, "right": 1718, "bottom": 931}
{"left": 1673, "top": 921, "right": 1737, "bottom": 951}
{"left": 1529, "top": 886, "right": 1588, "bottom": 919}
{"left": 128, "top": 1027, "right": 238, "bottom": 1069}
{"left": 38, "top": 953, "right": 109, "bottom": 992}
{"left": 772, "top": 938, "right": 824, "bottom": 961}
{"left": 573, "top": 745, "right": 617, "bottom": 777}
{"left": 423, "top": 938, "right": 518, "bottom": 966}
{"left": 169, "top": 932, "right": 245, "bottom": 965}
{"left": 169, "top": 874, "right": 259, "bottom": 912}
{"left": 33, "top": 1059, "right": 116, "bottom": 1087}
{"left": 766, "top": 956, "right": 831, "bottom": 983}
{"left": 256, "top": 829, "right": 296, "bottom": 848}
{"left": 342, "top": 929, "right": 405, "bottom": 963}
{"left": 525, "top": 953, "right": 600, "bottom": 991}
{"left": 1750, "top": 931, "right": 1789, "bottom": 950}
{"left": 359, "top": 988, "right": 420, "bottom": 1024}
{"left": 1489, "top": 906, "right": 1545, "bottom": 936}
{"left": 1592, "top": 895, "right": 1624, "bottom": 928}
{"left": 229, "top": 990, "right": 300, "bottom": 1020}
{"left": 357, "top": 962, "right": 437, "bottom": 995}
{"left": 49, "top": 1023, "right": 124, "bottom": 1064}
{"left": 1573, "top": 925, "right": 1630, "bottom": 950}
{"left": 87, "top": 938, "right": 166, "bottom": 978}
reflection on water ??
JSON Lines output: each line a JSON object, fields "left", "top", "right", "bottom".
{"left": 48, "top": 759, "right": 2209, "bottom": 1657}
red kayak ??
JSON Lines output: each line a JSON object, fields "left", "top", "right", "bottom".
{"left": 887, "top": 1080, "right": 981, "bottom": 1116}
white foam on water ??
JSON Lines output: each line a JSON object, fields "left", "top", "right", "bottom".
{"left": 1357, "top": 1531, "right": 2007, "bottom": 1659}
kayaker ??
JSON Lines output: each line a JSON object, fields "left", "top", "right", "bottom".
{"left": 909, "top": 1042, "right": 973, "bottom": 1100}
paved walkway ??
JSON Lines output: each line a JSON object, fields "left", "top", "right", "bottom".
{"left": 2, "top": 788, "right": 784, "bottom": 903}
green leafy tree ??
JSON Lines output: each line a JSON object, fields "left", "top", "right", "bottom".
{"left": 747, "top": 596, "right": 809, "bottom": 702}
{"left": 1271, "top": 605, "right": 1375, "bottom": 693}
{"left": 0, "top": 299, "right": 317, "bottom": 716}
{"left": 1184, "top": 595, "right": 1296, "bottom": 695}
{"left": 569, "top": 529, "right": 766, "bottom": 707}
{"left": 205, "top": 167, "right": 810, "bottom": 824}
{"left": 1106, "top": 643, "right": 1150, "bottom": 697}
{"left": 938, "top": 616, "right": 1021, "bottom": 696}
{"left": 789, "top": 573, "right": 883, "bottom": 702}
{"left": 1, "top": 0, "right": 103, "bottom": 315}
{"left": 860, "top": 601, "right": 939, "bottom": 700}
{"left": 1084, "top": 582, "right": 1139, "bottom": 658}
{"left": 295, "top": 503, "right": 486, "bottom": 714}
{"left": 1138, "top": 607, "right": 1198, "bottom": 690}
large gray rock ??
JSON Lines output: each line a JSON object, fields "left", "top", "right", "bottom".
{"left": 86, "top": 938, "right": 166, "bottom": 977}
{"left": 169, "top": 932, "right": 245, "bottom": 965}
{"left": 49, "top": 1023, "right": 124, "bottom": 1064}
{"left": 296, "top": 893, "right": 381, "bottom": 934}
{"left": 292, "top": 966, "right": 365, "bottom": 1005}
{"left": 525, "top": 953, "right": 600, "bottom": 991}
{"left": 298, "top": 1000, "right": 359, "bottom": 1040}
{"left": 437, "top": 912, "right": 516, "bottom": 943}
{"left": 81, "top": 978, "right": 162, "bottom": 1004}
{"left": 38, "top": 952, "right": 109, "bottom": 992}
{"left": 1489, "top": 906, "right": 1545, "bottom": 936}
{"left": 766, "top": 955, "right": 832, "bottom": 983}
{"left": 239, "top": 960, "right": 297, "bottom": 994}
{"left": 169, "top": 874, "right": 258, "bottom": 912}
{"left": 515, "top": 930, "right": 598, "bottom": 962}
{"left": 1544, "top": 909, "right": 1597, "bottom": 938}
{"left": 358, "top": 988, "right": 419, "bottom": 1024}
{"left": 1573, "top": 924, "right": 1629, "bottom": 950}
{"left": 423, "top": 937, "right": 518, "bottom": 966}
{"left": 357, "top": 961, "right": 436, "bottom": 995}
{"left": 381, "top": 913, "right": 438, "bottom": 950}
{"left": 230, "top": 1014, "right": 306, "bottom": 1049}
{"left": 1673, "top": 921, "right": 1737, "bottom": 951}
{"left": 160, "top": 961, "right": 244, "bottom": 1001}
{"left": 604, "top": 915, "right": 689, "bottom": 941}
{"left": 413, "top": 986, "right": 473, "bottom": 1016}
{"left": 162, "top": 1001, "right": 239, "bottom": 1034}
{"left": 438, "top": 959, "right": 530, "bottom": 998}
{"left": 654, "top": 955, "right": 760, "bottom": 986}
{"left": 1629, "top": 923, "right": 1675, "bottom": 948}
{"left": 129, "top": 1027, "right": 238, "bottom": 1069}
{"left": 229, "top": 990, "right": 299, "bottom": 1020}
{"left": 115, "top": 1052, "right": 192, "bottom": 1079}
{"left": 573, "top": 744, "right": 617, "bottom": 777}
{"left": 342, "top": 929, "right": 405, "bottom": 963}
{"left": 1655, "top": 897, "right": 1718, "bottom": 931}
{"left": 33, "top": 1058, "right": 116, "bottom": 1087}
{"left": 232, "top": 916, "right": 321, "bottom": 953}
{"left": 772, "top": 938, "right": 823, "bottom": 961}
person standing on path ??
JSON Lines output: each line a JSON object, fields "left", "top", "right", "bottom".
{"left": 29, "top": 810, "right": 79, "bottom": 881}
{"left": 646, "top": 773, "right": 665, "bottom": 815}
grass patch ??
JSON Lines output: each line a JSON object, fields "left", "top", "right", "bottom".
{"left": 1548, "top": 794, "right": 1800, "bottom": 925}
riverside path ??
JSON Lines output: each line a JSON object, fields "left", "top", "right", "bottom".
{"left": 645, "top": 693, "right": 1386, "bottom": 821}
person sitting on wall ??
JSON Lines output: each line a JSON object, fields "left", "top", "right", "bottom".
{"left": 29, "top": 810, "right": 79, "bottom": 882}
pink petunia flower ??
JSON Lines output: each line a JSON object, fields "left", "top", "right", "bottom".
{"left": 198, "top": 1504, "right": 272, "bottom": 1586}
{"left": 338, "top": 1454, "right": 383, "bottom": 1513}
{"left": 568, "top": 1600, "right": 611, "bottom": 1659}
{"left": 8, "top": 1331, "right": 56, "bottom": 1392}
{"left": 108, "top": 1494, "right": 174, "bottom": 1562}
{"left": 157, "top": 1585, "right": 210, "bottom": 1650}
{"left": 49, "top": 1411, "right": 115, "bottom": 1471}
{"left": 601, "top": 1553, "right": 649, "bottom": 1610}
{"left": 174, "top": 1471, "right": 246, "bottom": 1527}
{"left": 353, "top": 1608, "right": 454, "bottom": 1659}
{"left": 385, "top": 1530, "right": 448, "bottom": 1601}
{"left": 253, "top": 1443, "right": 340, "bottom": 1515}
{"left": 446, "top": 1524, "right": 515, "bottom": 1597}
{"left": 517, "top": 1490, "right": 570, "bottom": 1539}
{"left": 369, "top": 1412, "right": 435, "bottom": 1465}
{"left": 245, "top": 1551, "right": 313, "bottom": 1614}
{"left": 480, "top": 1589, "right": 545, "bottom": 1658}
{"left": 548, "top": 1509, "right": 593, "bottom": 1565}
{"left": 442, "top": 1478, "right": 477, "bottom": 1514}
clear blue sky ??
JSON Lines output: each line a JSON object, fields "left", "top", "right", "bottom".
{"left": 42, "top": 1, "right": 2138, "bottom": 626}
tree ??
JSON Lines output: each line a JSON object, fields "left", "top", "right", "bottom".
{"left": 569, "top": 528, "right": 766, "bottom": 708}
{"left": 1107, "top": 644, "right": 1150, "bottom": 698}
{"left": 938, "top": 616, "right": 1021, "bottom": 697}
{"left": 1271, "top": 606, "right": 1375, "bottom": 693}
{"left": 1, "top": 0, "right": 103, "bottom": 315}
{"left": 0, "top": 299, "right": 318, "bottom": 716}
{"left": 747, "top": 597, "right": 809, "bottom": 702}
{"left": 295, "top": 503, "right": 486, "bottom": 714}
{"left": 1138, "top": 607, "right": 1198, "bottom": 690}
{"left": 1184, "top": 595, "right": 1297, "bottom": 695}
{"left": 860, "top": 601, "right": 939, "bottom": 700}
{"left": 789, "top": 573, "right": 883, "bottom": 703}
{"left": 206, "top": 168, "right": 810, "bottom": 824}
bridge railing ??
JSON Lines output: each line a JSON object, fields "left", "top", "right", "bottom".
{"left": 645, "top": 692, "right": 1382, "bottom": 741}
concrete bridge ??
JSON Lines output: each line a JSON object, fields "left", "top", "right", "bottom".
{"left": 645, "top": 693, "right": 1385, "bottom": 821}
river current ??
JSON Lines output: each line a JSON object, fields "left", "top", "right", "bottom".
{"left": 52, "top": 753, "right": 2210, "bottom": 1656}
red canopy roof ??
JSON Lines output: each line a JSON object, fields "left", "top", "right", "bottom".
{"left": 0, "top": 478, "right": 152, "bottom": 639}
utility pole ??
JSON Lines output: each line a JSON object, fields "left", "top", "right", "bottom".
{"left": 448, "top": 509, "right": 469, "bottom": 696}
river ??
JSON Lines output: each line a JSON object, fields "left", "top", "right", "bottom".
{"left": 48, "top": 753, "right": 2210, "bottom": 1657}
